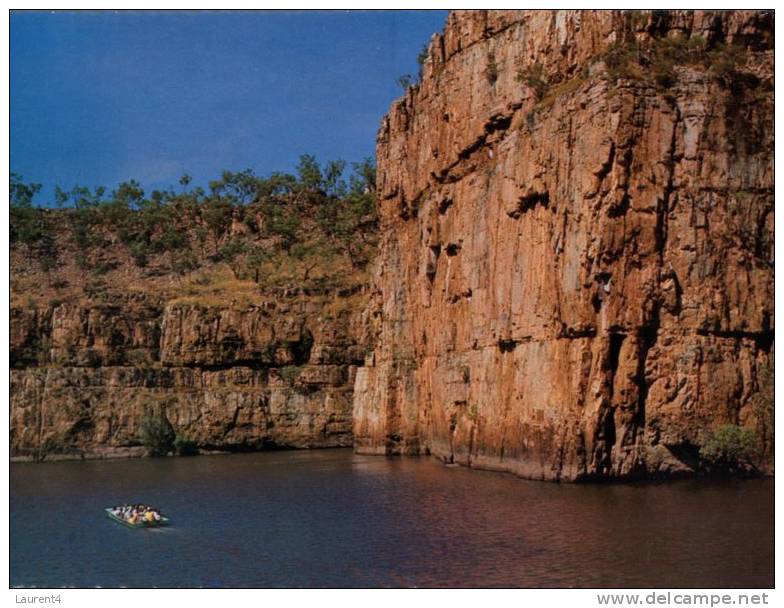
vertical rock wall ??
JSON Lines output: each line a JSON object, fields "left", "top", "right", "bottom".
{"left": 353, "top": 10, "right": 774, "bottom": 480}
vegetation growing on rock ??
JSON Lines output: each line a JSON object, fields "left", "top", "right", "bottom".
{"left": 140, "top": 407, "right": 176, "bottom": 457}
{"left": 700, "top": 425, "right": 760, "bottom": 474}
{"left": 174, "top": 434, "right": 199, "bottom": 456}
{"left": 10, "top": 156, "right": 377, "bottom": 309}
{"left": 10, "top": 158, "right": 376, "bottom": 461}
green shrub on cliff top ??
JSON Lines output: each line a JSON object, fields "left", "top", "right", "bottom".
{"left": 10, "top": 173, "right": 44, "bottom": 245}
{"left": 10, "top": 156, "right": 378, "bottom": 305}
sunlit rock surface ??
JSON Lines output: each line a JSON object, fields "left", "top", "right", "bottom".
{"left": 353, "top": 10, "right": 774, "bottom": 480}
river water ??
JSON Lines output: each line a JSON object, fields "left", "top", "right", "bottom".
{"left": 10, "top": 449, "right": 774, "bottom": 588}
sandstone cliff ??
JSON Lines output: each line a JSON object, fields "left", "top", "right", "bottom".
{"left": 353, "top": 10, "right": 774, "bottom": 480}
{"left": 11, "top": 294, "right": 368, "bottom": 460}
{"left": 10, "top": 158, "right": 376, "bottom": 461}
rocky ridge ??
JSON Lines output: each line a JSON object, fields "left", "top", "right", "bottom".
{"left": 352, "top": 10, "right": 774, "bottom": 480}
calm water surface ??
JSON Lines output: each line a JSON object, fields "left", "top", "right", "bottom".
{"left": 10, "top": 449, "right": 774, "bottom": 588}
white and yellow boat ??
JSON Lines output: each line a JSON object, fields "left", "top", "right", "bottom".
{"left": 105, "top": 507, "right": 170, "bottom": 528}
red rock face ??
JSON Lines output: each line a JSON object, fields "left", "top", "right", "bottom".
{"left": 353, "top": 10, "right": 774, "bottom": 480}
{"left": 11, "top": 296, "right": 367, "bottom": 460}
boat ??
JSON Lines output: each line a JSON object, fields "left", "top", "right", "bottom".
{"left": 105, "top": 507, "right": 170, "bottom": 528}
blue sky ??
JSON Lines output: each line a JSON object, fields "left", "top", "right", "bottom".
{"left": 10, "top": 10, "right": 448, "bottom": 204}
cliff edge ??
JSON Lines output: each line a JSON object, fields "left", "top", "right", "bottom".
{"left": 353, "top": 10, "right": 774, "bottom": 480}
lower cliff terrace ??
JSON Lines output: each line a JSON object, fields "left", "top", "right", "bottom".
{"left": 11, "top": 295, "right": 369, "bottom": 460}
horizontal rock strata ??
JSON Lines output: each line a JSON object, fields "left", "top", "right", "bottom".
{"left": 11, "top": 294, "right": 368, "bottom": 460}
{"left": 353, "top": 9, "right": 774, "bottom": 480}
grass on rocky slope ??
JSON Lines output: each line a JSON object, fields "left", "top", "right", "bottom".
{"left": 10, "top": 157, "right": 378, "bottom": 309}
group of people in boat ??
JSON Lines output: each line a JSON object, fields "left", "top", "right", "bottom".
{"left": 111, "top": 503, "right": 163, "bottom": 524}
